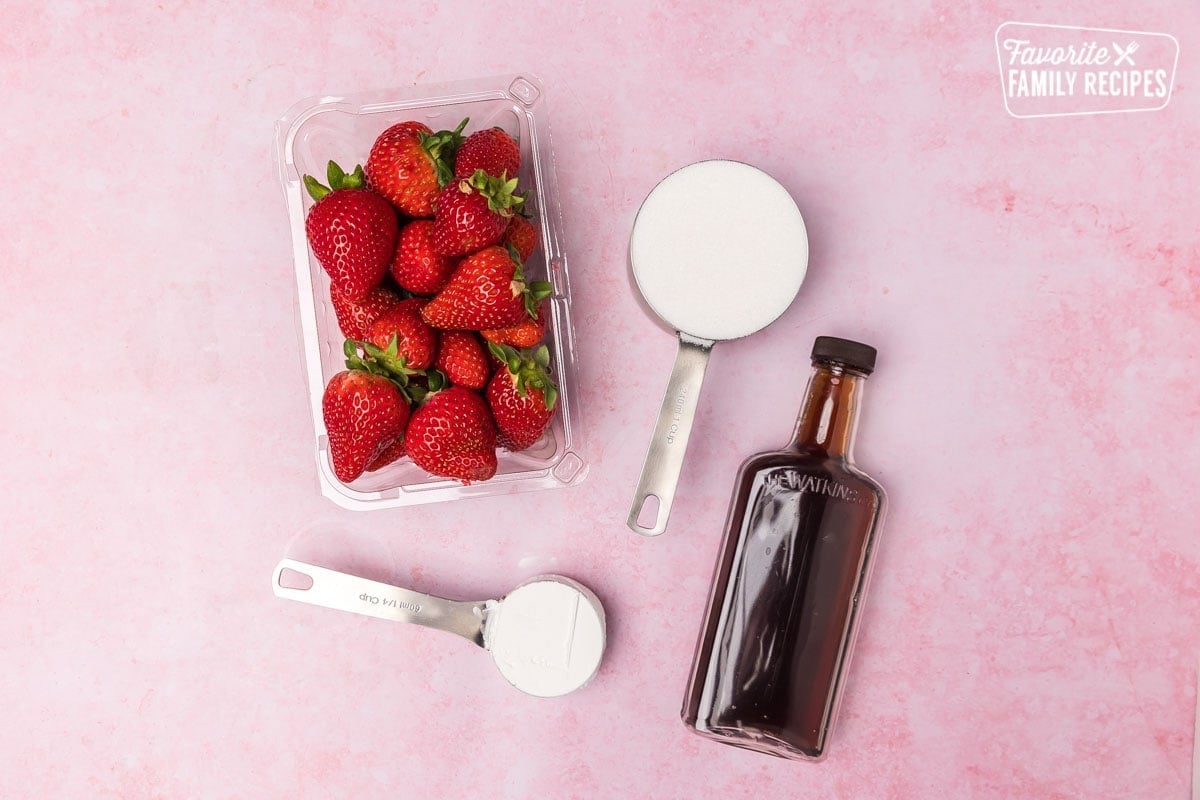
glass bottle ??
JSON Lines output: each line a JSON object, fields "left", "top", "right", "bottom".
{"left": 682, "top": 336, "right": 886, "bottom": 760}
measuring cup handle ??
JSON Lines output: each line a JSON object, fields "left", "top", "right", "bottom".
{"left": 272, "top": 559, "right": 487, "bottom": 646}
{"left": 627, "top": 334, "right": 713, "bottom": 536}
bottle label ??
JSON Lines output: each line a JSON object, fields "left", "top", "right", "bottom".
{"left": 762, "top": 471, "right": 871, "bottom": 505}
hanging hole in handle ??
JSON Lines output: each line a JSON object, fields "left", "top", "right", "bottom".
{"left": 278, "top": 568, "right": 314, "bottom": 591}
{"left": 634, "top": 494, "right": 661, "bottom": 530}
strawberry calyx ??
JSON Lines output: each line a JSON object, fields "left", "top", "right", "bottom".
{"left": 343, "top": 336, "right": 425, "bottom": 402}
{"left": 503, "top": 244, "right": 553, "bottom": 318}
{"left": 420, "top": 118, "right": 469, "bottom": 188}
{"left": 405, "top": 368, "right": 447, "bottom": 407}
{"left": 462, "top": 169, "right": 525, "bottom": 217}
{"left": 487, "top": 343, "right": 559, "bottom": 410}
{"left": 304, "top": 160, "right": 366, "bottom": 201}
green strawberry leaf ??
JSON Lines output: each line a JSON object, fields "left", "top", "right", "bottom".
{"left": 484, "top": 341, "right": 559, "bottom": 408}
{"left": 361, "top": 340, "right": 386, "bottom": 360}
{"left": 327, "top": 161, "right": 346, "bottom": 190}
{"left": 469, "top": 169, "right": 526, "bottom": 215}
{"left": 303, "top": 174, "right": 330, "bottom": 201}
{"left": 343, "top": 339, "right": 375, "bottom": 374}
{"left": 349, "top": 337, "right": 429, "bottom": 392}
{"left": 521, "top": 281, "right": 552, "bottom": 318}
{"left": 422, "top": 118, "right": 469, "bottom": 188}
{"left": 466, "top": 169, "right": 488, "bottom": 191}
{"left": 341, "top": 339, "right": 429, "bottom": 406}
{"left": 435, "top": 159, "right": 455, "bottom": 188}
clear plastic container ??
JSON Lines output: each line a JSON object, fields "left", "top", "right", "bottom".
{"left": 275, "top": 75, "right": 586, "bottom": 509}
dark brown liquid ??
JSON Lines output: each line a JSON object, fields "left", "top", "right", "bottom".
{"left": 682, "top": 447, "right": 883, "bottom": 759}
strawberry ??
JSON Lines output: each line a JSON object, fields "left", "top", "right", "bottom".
{"left": 501, "top": 214, "right": 539, "bottom": 262}
{"left": 421, "top": 246, "right": 552, "bottom": 330}
{"left": 365, "top": 119, "right": 467, "bottom": 217}
{"left": 325, "top": 336, "right": 434, "bottom": 482}
{"left": 431, "top": 171, "right": 524, "bottom": 257}
{"left": 330, "top": 284, "right": 402, "bottom": 340}
{"left": 304, "top": 162, "right": 398, "bottom": 302}
{"left": 454, "top": 127, "right": 520, "bottom": 181}
{"left": 323, "top": 369, "right": 410, "bottom": 484}
{"left": 366, "top": 436, "right": 406, "bottom": 472}
{"left": 405, "top": 386, "right": 498, "bottom": 483}
{"left": 481, "top": 301, "right": 547, "bottom": 349}
{"left": 390, "top": 220, "right": 455, "bottom": 296}
{"left": 366, "top": 298, "right": 437, "bottom": 371}
{"left": 435, "top": 330, "right": 490, "bottom": 390}
{"left": 486, "top": 344, "right": 558, "bottom": 452}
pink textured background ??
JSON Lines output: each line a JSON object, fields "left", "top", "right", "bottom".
{"left": 2, "top": 2, "right": 1197, "bottom": 797}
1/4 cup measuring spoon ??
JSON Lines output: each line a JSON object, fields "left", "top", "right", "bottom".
{"left": 627, "top": 160, "right": 809, "bottom": 536}
{"left": 272, "top": 559, "right": 606, "bottom": 698}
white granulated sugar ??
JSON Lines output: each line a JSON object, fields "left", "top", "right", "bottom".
{"left": 630, "top": 160, "right": 809, "bottom": 341}
{"left": 484, "top": 578, "right": 606, "bottom": 698}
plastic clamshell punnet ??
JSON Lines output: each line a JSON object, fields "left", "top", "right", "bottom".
{"left": 275, "top": 75, "right": 586, "bottom": 509}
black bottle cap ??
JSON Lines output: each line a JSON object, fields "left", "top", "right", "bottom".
{"left": 811, "top": 336, "right": 877, "bottom": 375}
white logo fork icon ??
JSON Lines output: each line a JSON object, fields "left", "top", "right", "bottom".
{"left": 1113, "top": 41, "right": 1139, "bottom": 66}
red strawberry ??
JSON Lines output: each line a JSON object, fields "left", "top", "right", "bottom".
{"left": 391, "top": 220, "right": 455, "bottom": 296}
{"left": 501, "top": 214, "right": 539, "bottom": 262}
{"left": 304, "top": 162, "right": 398, "bottom": 302}
{"left": 367, "top": 298, "right": 437, "bottom": 371}
{"left": 330, "top": 284, "right": 401, "bottom": 340}
{"left": 406, "top": 387, "right": 498, "bottom": 483}
{"left": 365, "top": 119, "right": 467, "bottom": 217}
{"left": 366, "top": 436, "right": 406, "bottom": 472}
{"left": 323, "top": 370, "right": 410, "bottom": 484}
{"left": 435, "top": 331, "right": 490, "bottom": 390}
{"left": 421, "top": 246, "right": 552, "bottom": 330}
{"left": 431, "top": 171, "right": 524, "bottom": 257}
{"left": 481, "top": 302, "right": 547, "bottom": 349}
{"left": 486, "top": 344, "right": 558, "bottom": 452}
{"left": 454, "top": 127, "right": 520, "bottom": 181}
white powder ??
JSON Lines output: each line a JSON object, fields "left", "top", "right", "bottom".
{"left": 484, "top": 578, "right": 606, "bottom": 698}
{"left": 630, "top": 160, "right": 809, "bottom": 341}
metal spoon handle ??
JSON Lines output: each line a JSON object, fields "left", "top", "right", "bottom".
{"left": 627, "top": 334, "right": 713, "bottom": 536}
{"left": 272, "top": 559, "right": 487, "bottom": 647}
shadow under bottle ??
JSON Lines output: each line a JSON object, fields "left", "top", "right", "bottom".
{"left": 682, "top": 336, "right": 887, "bottom": 761}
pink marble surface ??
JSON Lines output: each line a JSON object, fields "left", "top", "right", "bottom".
{"left": 2, "top": 2, "right": 1198, "bottom": 797}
